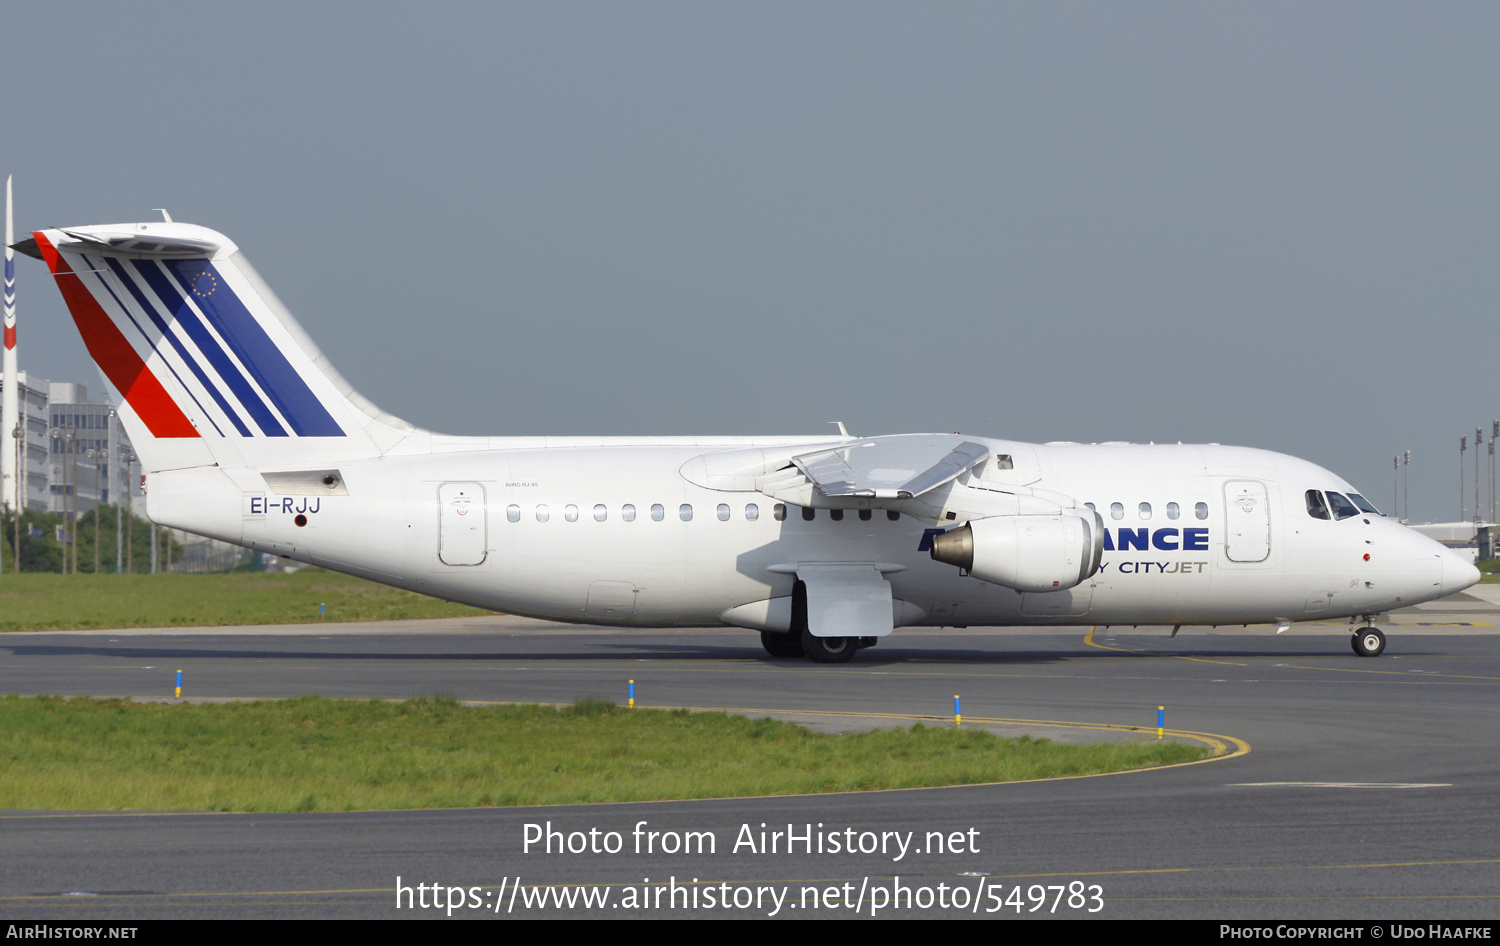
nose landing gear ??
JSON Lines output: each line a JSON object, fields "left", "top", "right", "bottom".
{"left": 1351, "top": 626, "right": 1386, "bottom": 657}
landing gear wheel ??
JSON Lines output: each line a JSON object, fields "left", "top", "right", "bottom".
{"left": 760, "top": 630, "right": 804, "bottom": 659}
{"left": 1351, "top": 626, "right": 1386, "bottom": 657}
{"left": 801, "top": 629, "right": 857, "bottom": 664}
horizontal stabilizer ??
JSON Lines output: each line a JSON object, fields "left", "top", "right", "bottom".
{"left": 53, "top": 228, "right": 221, "bottom": 258}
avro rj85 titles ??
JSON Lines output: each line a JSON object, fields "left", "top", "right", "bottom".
{"left": 14, "top": 219, "right": 1478, "bottom": 662}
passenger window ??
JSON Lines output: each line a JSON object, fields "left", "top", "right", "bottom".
{"left": 622, "top": 504, "right": 636, "bottom": 522}
{"left": 774, "top": 504, "right": 787, "bottom": 521}
{"left": 830, "top": 509, "right": 844, "bottom": 521}
{"left": 1195, "top": 502, "right": 1208, "bottom": 520}
{"left": 1110, "top": 502, "right": 1124, "bottom": 520}
{"left": 1085, "top": 502, "right": 1096, "bottom": 512}
{"left": 1166, "top": 502, "right": 1179, "bottom": 520}
{"left": 801, "top": 507, "right": 816, "bottom": 521}
{"left": 506, "top": 504, "right": 520, "bottom": 523}
{"left": 858, "top": 509, "right": 872, "bottom": 521}
{"left": 1305, "top": 490, "right": 1331, "bottom": 520}
{"left": 680, "top": 504, "right": 693, "bottom": 522}
{"left": 1326, "top": 492, "right": 1359, "bottom": 520}
{"left": 887, "top": 510, "right": 900, "bottom": 521}
{"left": 535, "top": 504, "right": 550, "bottom": 523}
{"left": 717, "top": 503, "right": 730, "bottom": 521}
{"left": 745, "top": 503, "right": 759, "bottom": 521}
{"left": 651, "top": 504, "right": 665, "bottom": 521}
{"left": 564, "top": 504, "right": 579, "bottom": 522}
{"left": 1139, "top": 502, "right": 1152, "bottom": 520}
{"left": 594, "top": 504, "right": 607, "bottom": 522}
{"left": 992, "top": 454, "right": 1014, "bottom": 470}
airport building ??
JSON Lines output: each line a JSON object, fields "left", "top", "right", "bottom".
{"left": 0, "top": 370, "right": 56, "bottom": 512}
{"left": 1407, "top": 521, "right": 1497, "bottom": 562}
{"left": 0, "top": 372, "right": 139, "bottom": 517}
{"left": 46, "top": 380, "right": 138, "bottom": 517}
{"left": 5, "top": 371, "right": 254, "bottom": 572}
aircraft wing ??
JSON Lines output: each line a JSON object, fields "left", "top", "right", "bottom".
{"left": 768, "top": 434, "right": 991, "bottom": 501}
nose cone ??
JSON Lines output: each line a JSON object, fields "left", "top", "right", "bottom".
{"left": 1441, "top": 550, "right": 1483, "bottom": 597}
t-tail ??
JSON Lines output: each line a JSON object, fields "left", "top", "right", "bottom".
{"left": 27, "top": 222, "right": 419, "bottom": 475}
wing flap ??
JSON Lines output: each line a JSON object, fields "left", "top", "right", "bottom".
{"left": 791, "top": 434, "right": 990, "bottom": 500}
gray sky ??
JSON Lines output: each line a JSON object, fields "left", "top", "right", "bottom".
{"left": 3, "top": 3, "right": 1497, "bottom": 522}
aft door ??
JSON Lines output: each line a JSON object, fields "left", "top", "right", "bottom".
{"left": 1223, "top": 480, "right": 1271, "bottom": 563}
{"left": 438, "top": 482, "right": 487, "bottom": 566}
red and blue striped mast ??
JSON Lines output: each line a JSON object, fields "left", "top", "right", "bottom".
{"left": 3, "top": 175, "right": 20, "bottom": 569}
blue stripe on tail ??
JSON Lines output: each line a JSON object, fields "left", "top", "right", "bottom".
{"left": 163, "top": 260, "right": 344, "bottom": 437}
{"left": 131, "top": 259, "right": 289, "bottom": 437}
{"left": 104, "top": 257, "right": 249, "bottom": 437}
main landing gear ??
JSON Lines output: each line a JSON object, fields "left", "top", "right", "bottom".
{"left": 1351, "top": 626, "right": 1387, "bottom": 657}
{"left": 758, "top": 629, "right": 877, "bottom": 663}
{"left": 761, "top": 582, "right": 880, "bottom": 662}
{"left": 760, "top": 630, "right": 805, "bottom": 659}
{"left": 801, "top": 629, "right": 857, "bottom": 664}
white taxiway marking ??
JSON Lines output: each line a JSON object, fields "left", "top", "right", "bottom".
{"left": 1228, "top": 782, "right": 1451, "bottom": 789}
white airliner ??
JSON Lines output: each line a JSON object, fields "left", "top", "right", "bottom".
{"left": 15, "top": 220, "right": 1480, "bottom": 662}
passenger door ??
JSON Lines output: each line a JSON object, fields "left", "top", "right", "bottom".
{"left": 1223, "top": 480, "right": 1271, "bottom": 563}
{"left": 438, "top": 482, "right": 487, "bottom": 566}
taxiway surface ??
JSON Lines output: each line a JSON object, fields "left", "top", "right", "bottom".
{"left": 2, "top": 591, "right": 1499, "bottom": 919}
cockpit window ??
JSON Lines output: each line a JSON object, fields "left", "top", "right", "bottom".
{"left": 1305, "top": 489, "right": 1331, "bottom": 520}
{"left": 1326, "top": 492, "right": 1360, "bottom": 520}
{"left": 1348, "top": 493, "right": 1380, "bottom": 515}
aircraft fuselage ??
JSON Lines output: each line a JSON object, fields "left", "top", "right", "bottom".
{"left": 151, "top": 438, "right": 1472, "bottom": 631}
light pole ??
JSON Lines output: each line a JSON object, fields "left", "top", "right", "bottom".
{"left": 48, "top": 427, "right": 64, "bottom": 573}
{"left": 120, "top": 449, "right": 134, "bottom": 574}
{"left": 86, "top": 447, "right": 102, "bottom": 574}
{"left": 66, "top": 428, "right": 77, "bottom": 578}
{"left": 108, "top": 409, "right": 119, "bottom": 573}
{"left": 1477, "top": 428, "right": 1483, "bottom": 524}
{"left": 10, "top": 423, "right": 20, "bottom": 573}
{"left": 1461, "top": 435, "right": 1467, "bottom": 522}
{"left": 1404, "top": 450, "right": 1410, "bottom": 523}
{"left": 114, "top": 463, "right": 122, "bottom": 574}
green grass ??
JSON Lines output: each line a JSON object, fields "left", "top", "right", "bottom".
{"left": 0, "top": 695, "right": 1210, "bottom": 812}
{"left": 1478, "top": 559, "right": 1500, "bottom": 584}
{"left": 0, "top": 572, "right": 490, "bottom": 631}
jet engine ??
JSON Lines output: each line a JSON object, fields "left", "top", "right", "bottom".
{"left": 929, "top": 512, "right": 1104, "bottom": 593}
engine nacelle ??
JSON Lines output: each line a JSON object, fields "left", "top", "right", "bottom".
{"left": 929, "top": 512, "right": 1104, "bottom": 592}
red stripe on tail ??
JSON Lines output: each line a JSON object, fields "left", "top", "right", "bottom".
{"left": 33, "top": 233, "right": 199, "bottom": 439}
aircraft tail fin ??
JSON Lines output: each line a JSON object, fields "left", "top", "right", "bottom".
{"left": 30, "top": 223, "right": 420, "bottom": 473}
